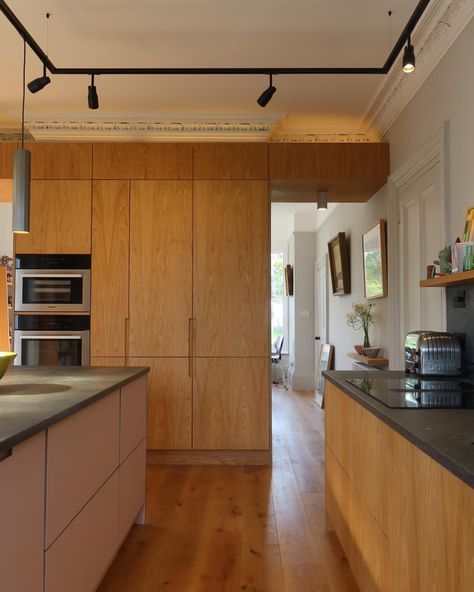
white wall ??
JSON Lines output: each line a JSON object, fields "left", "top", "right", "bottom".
{"left": 0, "top": 203, "right": 13, "bottom": 257}
{"left": 315, "top": 188, "right": 388, "bottom": 370}
{"left": 386, "top": 17, "right": 474, "bottom": 243}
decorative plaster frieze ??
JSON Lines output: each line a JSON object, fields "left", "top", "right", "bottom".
{"left": 364, "top": 0, "right": 474, "bottom": 137}
{"left": 25, "top": 115, "right": 284, "bottom": 142}
{"left": 270, "top": 129, "right": 379, "bottom": 143}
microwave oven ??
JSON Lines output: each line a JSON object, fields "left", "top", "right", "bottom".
{"left": 15, "top": 254, "right": 91, "bottom": 313}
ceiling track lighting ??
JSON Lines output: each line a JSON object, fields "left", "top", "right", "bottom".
{"left": 27, "top": 62, "right": 51, "bottom": 93}
{"left": 88, "top": 74, "right": 99, "bottom": 109}
{"left": 402, "top": 35, "right": 416, "bottom": 73}
{"left": 13, "top": 37, "right": 31, "bottom": 234}
{"left": 257, "top": 74, "right": 276, "bottom": 108}
{"left": 317, "top": 191, "right": 328, "bottom": 211}
{"left": 0, "top": 0, "right": 430, "bottom": 105}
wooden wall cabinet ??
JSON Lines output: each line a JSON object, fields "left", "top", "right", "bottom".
{"left": 91, "top": 180, "right": 130, "bottom": 357}
{"left": 193, "top": 143, "right": 268, "bottom": 179}
{"left": 325, "top": 382, "right": 474, "bottom": 592}
{"left": 15, "top": 180, "right": 92, "bottom": 254}
{"left": 0, "top": 142, "right": 17, "bottom": 178}
{"left": 26, "top": 142, "right": 92, "bottom": 180}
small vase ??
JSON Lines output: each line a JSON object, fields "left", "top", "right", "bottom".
{"left": 363, "top": 330, "right": 370, "bottom": 348}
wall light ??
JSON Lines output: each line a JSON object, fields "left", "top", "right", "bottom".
{"left": 317, "top": 191, "right": 328, "bottom": 211}
{"left": 402, "top": 35, "right": 415, "bottom": 73}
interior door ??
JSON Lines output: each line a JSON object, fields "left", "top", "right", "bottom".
{"left": 314, "top": 255, "right": 328, "bottom": 385}
{"left": 398, "top": 163, "right": 445, "bottom": 351}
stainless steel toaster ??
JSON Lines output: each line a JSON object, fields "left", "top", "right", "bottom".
{"left": 404, "top": 331, "right": 462, "bottom": 376}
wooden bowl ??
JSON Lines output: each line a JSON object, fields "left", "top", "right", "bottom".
{"left": 354, "top": 345, "right": 365, "bottom": 355}
{"left": 363, "top": 347, "right": 380, "bottom": 359}
{"left": 0, "top": 352, "right": 16, "bottom": 379}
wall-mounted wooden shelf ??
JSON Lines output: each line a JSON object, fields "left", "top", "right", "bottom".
{"left": 419, "top": 270, "right": 474, "bottom": 288}
{"left": 347, "top": 352, "right": 389, "bottom": 367}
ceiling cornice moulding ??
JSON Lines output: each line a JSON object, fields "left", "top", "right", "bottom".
{"left": 25, "top": 114, "right": 284, "bottom": 142}
{"left": 270, "top": 129, "right": 379, "bottom": 143}
{"left": 364, "top": 0, "right": 474, "bottom": 137}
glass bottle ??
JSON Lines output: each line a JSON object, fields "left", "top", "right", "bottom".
{"left": 463, "top": 245, "right": 474, "bottom": 271}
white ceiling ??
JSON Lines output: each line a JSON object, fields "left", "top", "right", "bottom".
{"left": 0, "top": 0, "right": 420, "bottom": 130}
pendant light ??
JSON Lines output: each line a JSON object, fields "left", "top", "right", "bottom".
{"left": 317, "top": 191, "right": 328, "bottom": 211}
{"left": 402, "top": 35, "right": 415, "bottom": 73}
{"left": 12, "top": 37, "right": 31, "bottom": 234}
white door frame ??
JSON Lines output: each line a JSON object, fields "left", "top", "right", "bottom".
{"left": 387, "top": 125, "right": 448, "bottom": 369}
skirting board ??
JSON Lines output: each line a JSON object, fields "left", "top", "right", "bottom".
{"left": 147, "top": 449, "right": 271, "bottom": 466}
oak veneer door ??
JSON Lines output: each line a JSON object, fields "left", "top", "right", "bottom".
{"left": 193, "top": 357, "right": 269, "bottom": 449}
{"left": 128, "top": 357, "right": 192, "bottom": 449}
{"left": 91, "top": 180, "right": 129, "bottom": 358}
{"left": 193, "top": 180, "right": 269, "bottom": 357}
{"left": 15, "top": 180, "right": 92, "bottom": 254}
{"left": 129, "top": 181, "right": 192, "bottom": 357}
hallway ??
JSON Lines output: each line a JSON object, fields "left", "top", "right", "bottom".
{"left": 99, "top": 389, "right": 359, "bottom": 592}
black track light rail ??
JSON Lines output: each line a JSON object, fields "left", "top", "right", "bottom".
{"left": 0, "top": 0, "right": 431, "bottom": 77}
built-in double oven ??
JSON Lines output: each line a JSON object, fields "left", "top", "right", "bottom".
{"left": 14, "top": 254, "right": 91, "bottom": 366}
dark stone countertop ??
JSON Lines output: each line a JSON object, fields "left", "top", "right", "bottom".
{"left": 0, "top": 366, "right": 149, "bottom": 454}
{"left": 323, "top": 370, "right": 474, "bottom": 489}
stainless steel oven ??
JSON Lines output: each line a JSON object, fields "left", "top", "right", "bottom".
{"left": 15, "top": 254, "right": 91, "bottom": 312}
{"left": 14, "top": 315, "right": 90, "bottom": 366}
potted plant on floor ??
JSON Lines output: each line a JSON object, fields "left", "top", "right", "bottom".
{"left": 347, "top": 302, "right": 378, "bottom": 357}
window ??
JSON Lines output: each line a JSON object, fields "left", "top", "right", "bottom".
{"left": 271, "top": 252, "right": 284, "bottom": 345}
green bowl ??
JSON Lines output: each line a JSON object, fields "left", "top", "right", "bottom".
{"left": 0, "top": 352, "right": 16, "bottom": 379}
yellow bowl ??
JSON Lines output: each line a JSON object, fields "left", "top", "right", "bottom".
{"left": 0, "top": 352, "right": 16, "bottom": 379}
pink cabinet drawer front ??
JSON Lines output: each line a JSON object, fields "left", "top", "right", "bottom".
{"left": 119, "top": 438, "right": 146, "bottom": 541}
{"left": 0, "top": 432, "right": 46, "bottom": 592}
{"left": 46, "top": 391, "right": 120, "bottom": 547}
{"left": 45, "top": 471, "right": 120, "bottom": 592}
{"left": 120, "top": 375, "right": 147, "bottom": 462}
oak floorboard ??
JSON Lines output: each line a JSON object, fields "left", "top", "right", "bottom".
{"left": 98, "top": 388, "right": 359, "bottom": 592}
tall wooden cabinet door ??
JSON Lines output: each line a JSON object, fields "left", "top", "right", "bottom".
{"left": 193, "top": 181, "right": 269, "bottom": 357}
{"left": 129, "top": 181, "right": 192, "bottom": 357}
{"left": 128, "top": 357, "right": 192, "bottom": 450}
{"left": 91, "top": 180, "right": 129, "bottom": 357}
{"left": 193, "top": 357, "right": 270, "bottom": 450}
{"left": 15, "top": 180, "right": 92, "bottom": 254}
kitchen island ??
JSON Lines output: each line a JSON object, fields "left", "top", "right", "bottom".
{"left": 323, "top": 370, "right": 474, "bottom": 592}
{"left": 0, "top": 366, "right": 149, "bottom": 592}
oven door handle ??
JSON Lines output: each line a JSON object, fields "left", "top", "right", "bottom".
{"left": 20, "top": 274, "right": 84, "bottom": 278}
{"left": 19, "top": 336, "right": 83, "bottom": 340}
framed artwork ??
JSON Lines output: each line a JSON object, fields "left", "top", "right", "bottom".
{"left": 362, "top": 220, "right": 387, "bottom": 299}
{"left": 284, "top": 264, "right": 294, "bottom": 296}
{"left": 315, "top": 344, "right": 334, "bottom": 408}
{"left": 328, "top": 232, "right": 350, "bottom": 295}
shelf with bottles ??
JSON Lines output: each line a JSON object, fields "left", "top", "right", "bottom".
{"left": 420, "top": 269, "right": 474, "bottom": 288}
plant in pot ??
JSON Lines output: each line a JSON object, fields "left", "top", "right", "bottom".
{"left": 346, "top": 302, "right": 379, "bottom": 357}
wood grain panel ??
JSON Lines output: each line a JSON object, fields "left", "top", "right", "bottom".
{"left": 418, "top": 454, "right": 474, "bottom": 592}
{"left": 269, "top": 143, "right": 389, "bottom": 180}
{"left": 26, "top": 142, "right": 92, "bottom": 179}
{"left": 193, "top": 357, "right": 270, "bottom": 450}
{"left": 91, "top": 180, "right": 129, "bottom": 357}
{"left": 128, "top": 357, "right": 192, "bottom": 450}
{"left": 193, "top": 180, "right": 269, "bottom": 357}
{"left": 15, "top": 180, "right": 92, "bottom": 254}
{"left": 90, "top": 357, "right": 126, "bottom": 367}
{"left": 0, "top": 142, "right": 16, "bottom": 178}
{"left": 92, "top": 143, "right": 193, "bottom": 179}
{"left": 193, "top": 143, "right": 268, "bottom": 179}
{"left": 129, "top": 181, "right": 192, "bottom": 357}
{"left": 147, "top": 449, "right": 271, "bottom": 465}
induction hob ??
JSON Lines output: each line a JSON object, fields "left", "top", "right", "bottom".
{"left": 346, "top": 376, "right": 474, "bottom": 408}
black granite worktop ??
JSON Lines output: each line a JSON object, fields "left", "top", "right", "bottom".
{"left": 0, "top": 366, "right": 149, "bottom": 454}
{"left": 323, "top": 370, "right": 474, "bottom": 488}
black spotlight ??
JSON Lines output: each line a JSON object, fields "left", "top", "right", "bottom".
{"left": 402, "top": 36, "right": 415, "bottom": 73}
{"left": 88, "top": 74, "right": 99, "bottom": 109}
{"left": 27, "top": 64, "right": 51, "bottom": 94}
{"left": 257, "top": 74, "right": 276, "bottom": 108}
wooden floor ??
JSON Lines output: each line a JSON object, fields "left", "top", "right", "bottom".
{"left": 98, "top": 388, "right": 359, "bottom": 592}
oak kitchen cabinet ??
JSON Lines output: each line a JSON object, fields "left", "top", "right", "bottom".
{"left": 15, "top": 180, "right": 92, "bottom": 254}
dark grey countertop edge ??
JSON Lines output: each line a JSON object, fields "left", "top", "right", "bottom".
{"left": 0, "top": 367, "right": 149, "bottom": 454}
{"left": 323, "top": 371, "right": 474, "bottom": 489}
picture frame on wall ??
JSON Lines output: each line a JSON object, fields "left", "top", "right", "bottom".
{"left": 284, "top": 264, "right": 294, "bottom": 296}
{"left": 362, "top": 219, "right": 387, "bottom": 299}
{"left": 315, "top": 343, "right": 334, "bottom": 408}
{"left": 328, "top": 232, "right": 350, "bottom": 295}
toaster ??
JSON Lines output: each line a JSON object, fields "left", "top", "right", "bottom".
{"left": 404, "top": 331, "right": 462, "bottom": 376}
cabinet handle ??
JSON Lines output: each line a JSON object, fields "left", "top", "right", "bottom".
{"left": 0, "top": 449, "right": 12, "bottom": 463}
{"left": 124, "top": 317, "right": 129, "bottom": 362}
{"left": 188, "top": 318, "right": 194, "bottom": 378}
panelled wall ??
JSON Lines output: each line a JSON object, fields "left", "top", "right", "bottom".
{"left": 10, "top": 141, "right": 271, "bottom": 464}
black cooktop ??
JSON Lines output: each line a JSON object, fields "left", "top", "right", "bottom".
{"left": 346, "top": 377, "right": 474, "bottom": 408}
